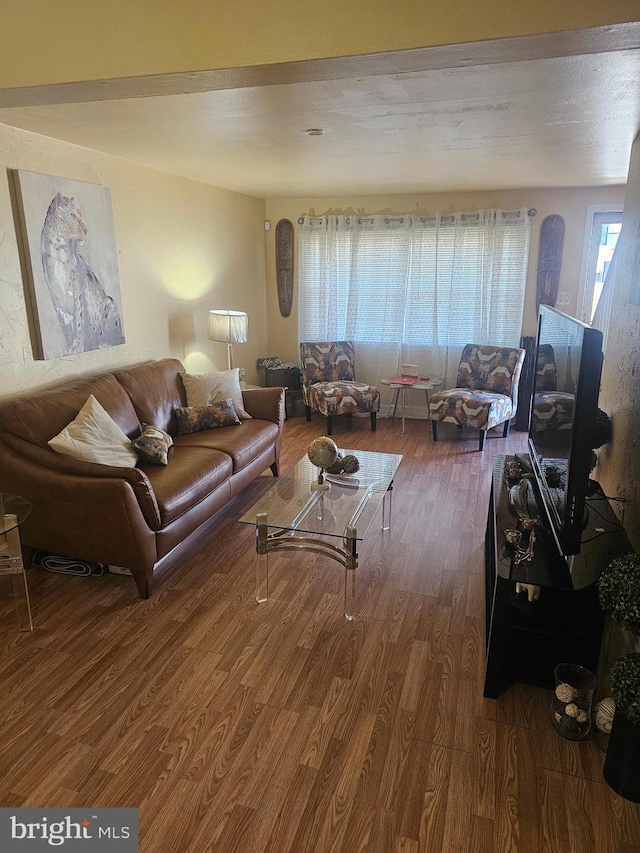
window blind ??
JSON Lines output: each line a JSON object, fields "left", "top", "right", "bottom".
{"left": 298, "top": 210, "right": 530, "bottom": 389}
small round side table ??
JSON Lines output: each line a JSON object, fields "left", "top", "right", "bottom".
{"left": 381, "top": 378, "right": 442, "bottom": 433}
{"left": 0, "top": 494, "right": 33, "bottom": 632}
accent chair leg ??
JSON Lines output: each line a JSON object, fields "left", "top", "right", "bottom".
{"left": 479, "top": 430, "right": 487, "bottom": 451}
{"left": 270, "top": 461, "right": 279, "bottom": 477}
{"left": 371, "top": 412, "right": 377, "bottom": 432}
{"left": 305, "top": 405, "right": 312, "bottom": 422}
{"left": 326, "top": 416, "right": 333, "bottom": 435}
{"left": 502, "top": 419, "right": 511, "bottom": 438}
{"left": 432, "top": 420, "right": 439, "bottom": 441}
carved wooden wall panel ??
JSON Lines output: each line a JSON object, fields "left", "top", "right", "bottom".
{"left": 275, "top": 219, "right": 294, "bottom": 318}
{"left": 536, "top": 214, "right": 565, "bottom": 311}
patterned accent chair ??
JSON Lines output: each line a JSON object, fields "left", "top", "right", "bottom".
{"left": 429, "top": 344, "right": 526, "bottom": 451}
{"left": 300, "top": 341, "right": 380, "bottom": 436}
{"left": 530, "top": 343, "right": 575, "bottom": 433}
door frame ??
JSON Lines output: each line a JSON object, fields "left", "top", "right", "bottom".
{"left": 577, "top": 204, "right": 623, "bottom": 323}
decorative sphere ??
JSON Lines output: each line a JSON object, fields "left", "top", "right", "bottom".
{"left": 307, "top": 436, "right": 339, "bottom": 470}
{"left": 325, "top": 452, "right": 344, "bottom": 474}
{"left": 326, "top": 453, "right": 360, "bottom": 475}
{"left": 559, "top": 715, "right": 580, "bottom": 735}
{"left": 505, "top": 529, "right": 520, "bottom": 545}
{"left": 555, "top": 683, "right": 577, "bottom": 703}
{"left": 595, "top": 697, "right": 616, "bottom": 734}
{"left": 565, "top": 703, "right": 579, "bottom": 719}
{"left": 340, "top": 454, "right": 360, "bottom": 475}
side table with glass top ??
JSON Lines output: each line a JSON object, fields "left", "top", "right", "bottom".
{"left": 0, "top": 494, "right": 33, "bottom": 632}
{"left": 381, "top": 377, "right": 442, "bottom": 433}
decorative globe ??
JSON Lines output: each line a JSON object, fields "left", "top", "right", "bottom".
{"left": 307, "top": 436, "right": 339, "bottom": 470}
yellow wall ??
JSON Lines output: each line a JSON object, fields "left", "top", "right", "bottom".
{"left": 264, "top": 186, "right": 625, "bottom": 364}
{"left": 1, "top": 1, "right": 638, "bottom": 89}
{"left": 0, "top": 123, "right": 266, "bottom": 398}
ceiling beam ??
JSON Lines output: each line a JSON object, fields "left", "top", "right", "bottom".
{"left": 1, "top": 23, "right": 640, "bottom": 109}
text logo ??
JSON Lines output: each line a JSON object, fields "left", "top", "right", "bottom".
{"left": 1, "top": 809, "right": 138, "bottom": 851}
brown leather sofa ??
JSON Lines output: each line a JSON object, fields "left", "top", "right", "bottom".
{"left": 0, "top": 358, "right": 284, "bottom": 598}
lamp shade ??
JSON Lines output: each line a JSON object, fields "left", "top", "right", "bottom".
{"left": 207, "top": 309, "right": 248, "bottom": 344}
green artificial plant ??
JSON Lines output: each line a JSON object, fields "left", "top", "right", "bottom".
{"left": 611, "top": 653, "right": 640, "bottom": 726}
{"left": 598, "top": 553, "right": 640, "bottom": 635}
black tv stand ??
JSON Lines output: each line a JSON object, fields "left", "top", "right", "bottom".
{"left": 483, "top": 454, "right": 629, "bottom": 699}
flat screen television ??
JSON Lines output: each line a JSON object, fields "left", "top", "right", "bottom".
{"left": 528, "top": 305, "right": 603, "bottom": 556}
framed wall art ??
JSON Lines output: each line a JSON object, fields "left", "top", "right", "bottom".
{"left": 11, "top": 170, "right": 125, "bottom": 360}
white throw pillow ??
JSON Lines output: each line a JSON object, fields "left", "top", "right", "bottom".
{"left": 48, "top": 395, "right": 138, "bottom": 467}
{"left": 180, "top": 369, "right": 252, "bottom": 419}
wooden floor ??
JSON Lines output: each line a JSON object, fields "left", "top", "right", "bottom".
{"left": 1, "top": 415, "right": 639, "bottom": 852}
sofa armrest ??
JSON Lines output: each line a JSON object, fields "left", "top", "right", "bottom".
{"left": 1, "top": 433, "right": 161, "bottom": 530}
{"left": 242, "top": 387, "right": 285, "bottom": 427}
{"left": 0, "top": 438, "right": 158, "bottom": 591}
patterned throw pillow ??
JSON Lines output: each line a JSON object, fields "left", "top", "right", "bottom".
{"left": 174, "top": 399, "right": 241, "bottom": 435}
{"left": 131, "top": 424, "right": 174, "bottom": 466}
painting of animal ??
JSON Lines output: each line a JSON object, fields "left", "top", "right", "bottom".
{"left": 13, "top": 171, "right": 125, "bottom": 359}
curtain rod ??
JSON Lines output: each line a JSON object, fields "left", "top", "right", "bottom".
{"left": 299, "top": 208, "right": 537, "bottom": 224}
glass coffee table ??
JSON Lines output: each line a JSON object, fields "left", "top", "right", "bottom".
{"left": 240, "top": 449, "right": 403, "bottom": 619}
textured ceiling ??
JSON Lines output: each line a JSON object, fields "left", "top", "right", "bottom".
{"left": 1, "top": 50, "right": 639, "bottom": 198}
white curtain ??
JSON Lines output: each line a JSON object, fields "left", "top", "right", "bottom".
{"left": 298, "top": 210, "right": 530, "bottom": 414}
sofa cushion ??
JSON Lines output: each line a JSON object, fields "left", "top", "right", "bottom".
{"left": 429, "top": 388, "right": 515, "bottom": 431}
{"left": 174, "top": 400, "right": 241, "bottom": 435}
{"left": 142, "top": 445, "right": 233, "bottom": 525}
{"left": 114, "top": 358, "right": 187, "bottom": 436}
{"left": 175, "top": 419, "right": 279, "bottom": 473}
{"left": 0, "top": 373, "right": 141, "bottom": 447}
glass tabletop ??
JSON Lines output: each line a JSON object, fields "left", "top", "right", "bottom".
{"left": 240, "top": 449, "right": 403, "bottom": 540}
{"left": 0, "top": 494, "right": 32, "bottom": 535}
{"left": 381, "top": 377, "right": 442, "bottom": 389}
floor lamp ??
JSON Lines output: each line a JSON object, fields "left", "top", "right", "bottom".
{"left": 207, "top": 309, "right": 248, "bottom": 371}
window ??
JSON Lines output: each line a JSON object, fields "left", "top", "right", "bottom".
{"left": 298, "top": 211, "right": 530, "bottom": 386}
{"left": 578, "top": 206, "right": 623, "bottom": 324}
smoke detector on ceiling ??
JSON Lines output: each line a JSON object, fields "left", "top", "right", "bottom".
{"left": 305, "top": 128, "right": 324, "bottom": 136}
